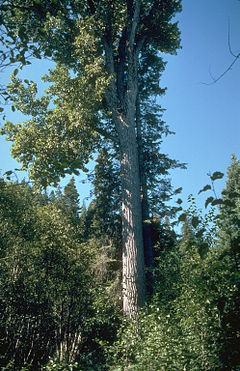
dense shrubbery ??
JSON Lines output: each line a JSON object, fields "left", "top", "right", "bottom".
{"left": 0, "top": 177, "right": 120, "bottom": 370}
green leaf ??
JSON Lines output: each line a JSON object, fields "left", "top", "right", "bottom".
{"left": 191, "top": 216, "right": 200, "bottom": 228}
{"left": 198, "top": 184, "right": 211, "bottom": 195}
{"left": 0, "top": 107, "right": 4, "bottom": 112}
{"left": 44, "top": 50, "right": 52, "bottom": 57}
{"left": 33, "top": 49, "right": 41, "bottom": 59}
{"left": 4, "top": 170, "right": 13, "bottom": 176}
{"left": 178, "top": 213, "right": 187, "bottom": 222}
{"left": 176, "top": 206, "right": 183, "bottom": 212}
{"left": 211, "top": 171, "right": 224, "bottom": 181}
{"left": 211, "top": 198, "right": 224, "bottom": 206}
{"left": 196, "top": 228, "right": 206, "bottom": 238}
{"left": 176, "top": 198, "right": 182, "bottom": 204}
{"left": 205, "top": 196, "right": 214, "bottom": 208}
{"left": 18, "top": 26, "right": 26, "bottom": 41}
{"left": 13, "top": 68, "right": 19, "bottom": 76}
{"left": 174, "top": 187, "right": 182, "bottom": 195}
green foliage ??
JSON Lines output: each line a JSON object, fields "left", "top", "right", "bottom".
{"left": 1, "top": 0, "right": 239, "bottom": 367}
{"left": 107, "top": 157, "right": 240, "bottom": 370}
{"left": 1, "top": 0, "right": 183, "bottom": 319}
{"left": 0, "top": 177, "right": 121, "bottom": 370}
{"left": 0, "top": 156, "right": 239, "bottom": 370}
{"left": 108, "top": 247, "right": 222, "bottom": 370}
{"left": 42, "top": 358, "right": 80, "bottom": 371}
{"left": 88, "top": 146, "right": 121, "bottom": 239}
{"left": 214, "top": 155, "right": 240, "bottom": 369}
{"left": 0, "top": 0, "right": 183, "bottom": 208}
{"left": 1, "top": 64, "right": 109, "bottom": 185}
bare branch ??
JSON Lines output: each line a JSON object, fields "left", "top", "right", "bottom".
{"left": 228, "top": 18, "right": 238, "bottom": 58}
{"left": 203, "top": 52, "right": 240, "bottom": 85}
{"left": 203, "top": 20, "right": 240, "bottom": 85}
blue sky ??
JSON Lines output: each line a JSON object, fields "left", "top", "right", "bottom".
{"left": 161, "top": 0, "right": 240, "bottom": 207}
{"left": 0, "top": 0, "right": 240, "bottom": 211}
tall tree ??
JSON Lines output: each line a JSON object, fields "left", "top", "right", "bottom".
{"left": 0, "top": 0, "right": 182, "bottom": 318}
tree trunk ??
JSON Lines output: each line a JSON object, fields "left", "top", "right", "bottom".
{"left": 116, "top": 110, "right": 146, "bottom": 318}
{"left": 103, "top": 0, "right": 146, "bottom": 317}
{"left": 136, "top": 95, "right": 154, "bottom": 295}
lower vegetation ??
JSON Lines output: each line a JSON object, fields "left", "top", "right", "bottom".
{"left": 0, "top": 156, "right": 239, "bottom": 370}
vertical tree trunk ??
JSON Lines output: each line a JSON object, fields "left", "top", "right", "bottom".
{"left": 116, "top": 110, "right": 146, "bottom": 318}
{"left": 136, "top": 95, "right": 155, "bottom": 295}
{"left": 103, "top": 0, "right": 147, "bottom": 318}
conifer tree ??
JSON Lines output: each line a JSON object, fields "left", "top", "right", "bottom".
{"left": 63, "top": 177, "right": 80, "bottom": 222}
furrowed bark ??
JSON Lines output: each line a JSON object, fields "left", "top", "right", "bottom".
{"left": 116, "top": 111, "right": 146, "bottom": 318}
{"left": 103, "top": 0, "right": 147, "bottom": 318}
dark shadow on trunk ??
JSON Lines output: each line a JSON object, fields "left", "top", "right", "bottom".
{"left": 143, "top": 221, "right": 154, "bottom": 296}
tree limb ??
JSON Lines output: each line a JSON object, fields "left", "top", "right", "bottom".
{"left": 117, "top": 27, "right": 128, "bottom": 105}
{"left": 129, "top": 0, "right": 141, "bottom": 50}
{"left": 94, "top": 126, "right": 119, "bottom": 143}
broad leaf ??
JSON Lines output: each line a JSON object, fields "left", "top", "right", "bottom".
{"left": 205, "top": 196, "right": 214, "bottom": 208}
{"left": 211, "top": 171, "right": 224, "bottom": 181}
{"left": 4, "top": 170, "right": 13, "bottom": 176}
{"left": 198, "top": 184, "right": 211, "bottom": 195}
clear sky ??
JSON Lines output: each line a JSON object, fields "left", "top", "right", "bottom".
{"left": 0, "top": 0, "right": 240, "bottom": 211}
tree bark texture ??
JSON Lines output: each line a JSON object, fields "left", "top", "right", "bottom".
{"left": 103, "top": 0, "right": 147, "bottom": 318}
{"left": 116, "top": 111, "right": 146, "bottom": 318}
